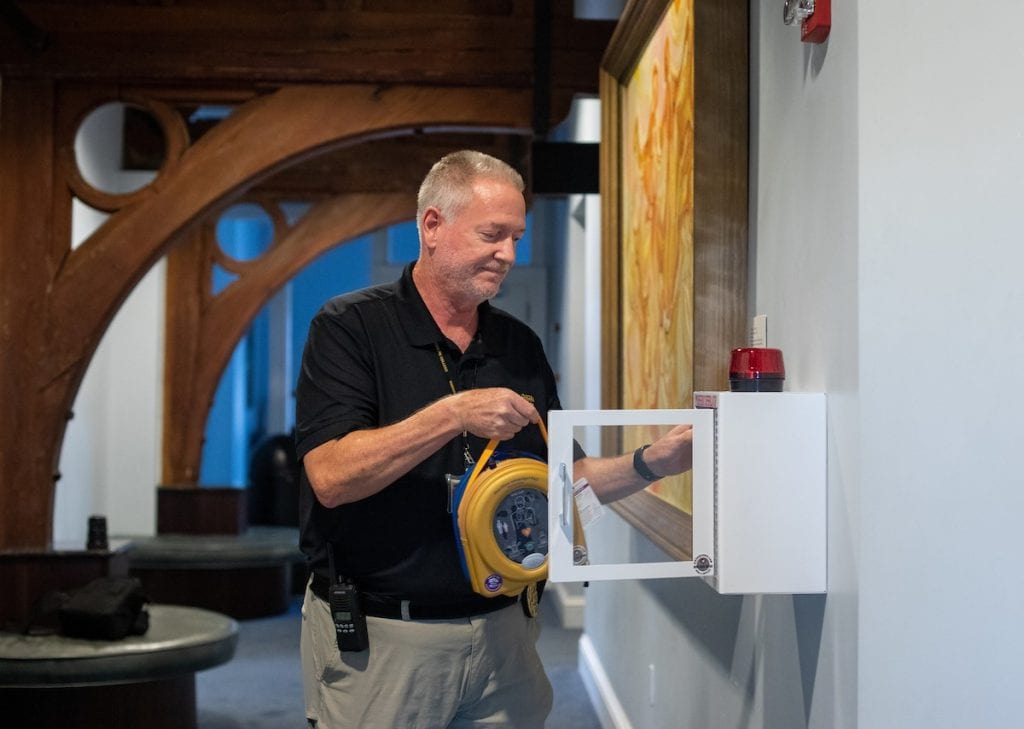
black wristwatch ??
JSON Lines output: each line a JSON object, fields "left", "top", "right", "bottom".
{"left": 632, "top": 444, "right": 663, "bottom": 482}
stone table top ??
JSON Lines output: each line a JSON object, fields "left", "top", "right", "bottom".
{"left": 0, "top": 604, "right": 238, "bottom": 687}
{"left": 124, "top": 526, "right": 302, "bottom": 568}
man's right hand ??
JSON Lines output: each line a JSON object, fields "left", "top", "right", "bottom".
{"left": 448, "top": 388, "right": 540, "bottom": 442}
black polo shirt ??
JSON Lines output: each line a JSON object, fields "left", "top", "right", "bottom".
{"left": 295, "top": 263, "right": 562, "bottom": 608}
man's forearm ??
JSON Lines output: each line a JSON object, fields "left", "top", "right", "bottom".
{"left": 572, "top": 454, "right": 653, "bottom": 504}
{"left": 572, "top": 424, "right": 694, "bottom": 504}
{"left": 302, "top": 387, "right": 542, "bottom": 508}
{"left": 302, "top": 397, "right": 462, "bottom": 508}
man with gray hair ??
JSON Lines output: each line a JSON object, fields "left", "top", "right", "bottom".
{"left": 296, "top": 150, "right": 692, "bottom": 727}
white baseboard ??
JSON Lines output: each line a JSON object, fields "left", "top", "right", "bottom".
{"left": 546, "top": 581, "right": 585, "bottom": 630}
{"left": 578, "top": 633, "right": 633, "bottom": 729}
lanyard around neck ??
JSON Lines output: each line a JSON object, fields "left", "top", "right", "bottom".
{"left": 434, "top": 342, "right": 474, "bottom": 469}
{"left": 434, "top": 342, "right": 458, "bottom": 397}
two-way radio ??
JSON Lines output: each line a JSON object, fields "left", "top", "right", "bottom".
{"left": 327, "top": 545, "right": 368, "bottom": 652}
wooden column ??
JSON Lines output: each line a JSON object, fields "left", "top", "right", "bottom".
{"left": 0, "top": 78, "right": 63, "bottom": 549}
{"left": 162, "top": 226, "right": 212, "bottom": 486}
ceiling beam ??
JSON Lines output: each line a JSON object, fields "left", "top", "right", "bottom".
{"left": 0, "top": 1, "right": 613, "bottom": 100}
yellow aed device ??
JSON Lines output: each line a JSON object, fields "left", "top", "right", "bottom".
{"left": 452, "top": 424, "right": 550, "bottom": 599}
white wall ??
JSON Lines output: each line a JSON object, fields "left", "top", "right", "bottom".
{"left": 857, "top": 2, "right": 1024, "bottom": 727}
{"left": 579, "top": 3, "right": 858, "bottom": 726}
{"left": 577, "top": 1, "right": 1024, "bottom": 728}
{"left": 551, "top": 97, "right": 604, "bottom": 417}
{"left": 55, "top": 262, "right": 164, "bottom": 545}
{"left": 548, "top": 97, "right": 605, "bottom": 625}
{"left": 55, "top": 103, "right": 162, "bottom": 544}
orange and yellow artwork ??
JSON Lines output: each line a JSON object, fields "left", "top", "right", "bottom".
{"left": 621, "top": 0, "right": 695, "bottom": 513}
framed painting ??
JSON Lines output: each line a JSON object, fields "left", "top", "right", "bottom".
{"left": 599, "top": 0, "right": 748, "bottom": 560}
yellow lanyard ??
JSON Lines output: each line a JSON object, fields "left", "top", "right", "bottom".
{"left": 434, "top": 343, "right": 474, "bottom": 469}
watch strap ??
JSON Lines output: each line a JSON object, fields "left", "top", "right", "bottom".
{"left": 632, "top": 444, "right": 662, "bottom": 482}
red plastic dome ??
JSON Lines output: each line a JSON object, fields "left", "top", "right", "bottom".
{"left": 729, "top": 348, "right": 785, "bottom": 391}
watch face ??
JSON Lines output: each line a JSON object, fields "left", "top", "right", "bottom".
{"left": 492, "top": 487, "right": 548, "bottom": 566}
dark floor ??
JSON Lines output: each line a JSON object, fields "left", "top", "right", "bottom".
{"left": 196, "top": 596, "right": 601, "bottom": 728}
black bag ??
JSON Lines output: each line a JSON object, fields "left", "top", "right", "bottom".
{"left": 58, "top": 576, "right": 150, "bottom": 640}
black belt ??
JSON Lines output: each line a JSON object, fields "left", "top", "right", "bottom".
{"left": 309, "top": 573, "right": 517, "bottom": 620}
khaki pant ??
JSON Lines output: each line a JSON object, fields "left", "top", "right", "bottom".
{"left": 301, "top": 585, "right": 553, "bottom": 729}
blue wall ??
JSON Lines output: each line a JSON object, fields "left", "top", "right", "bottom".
{"left": 200, "top": 211, "right": 373, "bottom": 486}
{"left": 200, "top": 209, "right": 273, "bottom": 485}
{"left": 290, "top": 237, "right": 373, "bottom": 384}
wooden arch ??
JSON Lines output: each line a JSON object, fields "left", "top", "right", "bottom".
{"left": 163, "top": 133, "right": 532, "bottom": 487}
{"left": 162, "top": 191, "right": 415, "bottom": 486}
{"left": 0, "top": 83, "right": 533, "bottom": 549}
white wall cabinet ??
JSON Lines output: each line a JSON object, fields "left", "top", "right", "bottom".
{"left": 547, "top": 392, "right": 827, "bottom": 594}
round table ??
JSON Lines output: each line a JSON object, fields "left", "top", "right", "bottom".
{"left": 0, "top": 604, "right": 238, "bottom": 728}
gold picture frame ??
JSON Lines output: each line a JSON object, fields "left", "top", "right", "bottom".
{"left": 599, "top": 0, "right": 748, "bottom": 560}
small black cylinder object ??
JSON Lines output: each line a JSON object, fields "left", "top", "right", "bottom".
{"left": 86, "top": 515, "right": 108, "bottom": 550}
{"left": 729, "top": 377, "right": 784, "bottom": 392}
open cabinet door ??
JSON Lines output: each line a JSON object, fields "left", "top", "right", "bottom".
{"left": 547, "top": 409, "right": 715, "bottom": 583}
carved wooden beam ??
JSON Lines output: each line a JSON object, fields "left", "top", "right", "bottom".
{"left": 47, "top": 85, "right": 534, "bottom": 394}
{"left": 0, "top": 81, "right": 533, "bottom": 549}
{"left": 0, "top": 1, "right": 613, "bottom": 106}
{"left": 0, "top": 0, "right": 49, "bottom": 51}
{"left": 250, "top": 134, "right": 530, "bottom": 197}
{"left": 163, "top": 192, "right": 415, "bottom": 485}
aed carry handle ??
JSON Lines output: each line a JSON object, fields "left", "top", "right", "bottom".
{"left": 464, "top": 417, "right": 550, "bottom": 491}
{"left": 327, "top": 544, "right": 369, "bottom": 652}
{"left": 530, "top": 419, "right": 589, "bottom": 563}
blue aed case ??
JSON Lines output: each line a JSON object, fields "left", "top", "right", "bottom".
{"left": 451, "top": 436, "right": 549, "bottom": 598}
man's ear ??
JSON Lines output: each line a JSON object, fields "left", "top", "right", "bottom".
{"left": 420, "top": 208, "right": 442, "bottom": 251}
